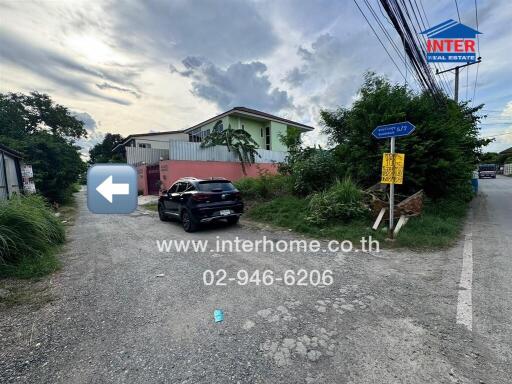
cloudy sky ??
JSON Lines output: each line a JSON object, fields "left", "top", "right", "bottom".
{"left": 1, "top": 0, "right": 511, "bottom": 155}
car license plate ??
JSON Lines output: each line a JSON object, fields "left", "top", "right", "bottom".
{"left": 220, "top": 209, "right": 231, "bottom": 216}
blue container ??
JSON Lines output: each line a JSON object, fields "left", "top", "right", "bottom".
{"left": 214, "top": 309, "right": 224, "bottom": 323}
{"left": 471, "top": 177, "right": 478, "bottom": 194}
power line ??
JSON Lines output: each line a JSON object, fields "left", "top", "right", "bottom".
{"left": 379, "top": 0, "right": 444, "bottom": 100}
{"left": 352, "top": 0, "right": 408, "bottom": 81}
{"left": 405, "top": 0, "right": 452, "bottom": 95}
{"left": 454, "top": 0, "right": 461, "bottom": 22}
{"left": 412, "top": 0, "right": 453, "bottom": 96}
{"left": 361, "top": 0, "right": 423, "bottom": 89}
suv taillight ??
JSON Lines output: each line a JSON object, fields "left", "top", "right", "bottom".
{"left": 192, "top": 193, "right": 210, "bottom": 201}
{"left": 232, "top": 192, "right": 241, "bottom": 200}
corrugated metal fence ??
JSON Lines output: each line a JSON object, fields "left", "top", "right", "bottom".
{"left": 168, "top": 141, "right": 287, "bottom": 163}
{"left": 126, "top": 147, "right": 169, "bottom": 166}
{"left": 504, "top": 163, "right": 512, "bottom": 176}
{"left": 0, "top": 154, "right": 6, "bottom": 200}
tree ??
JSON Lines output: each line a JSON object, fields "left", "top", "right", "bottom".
{"left": 200, "top": 123, "right": 260, "bottom": 175}
{"left": 320, "top": 73, "right": 491, "bottom": 199}
{"left": 89, "top": 133, "right": 125, "bottom": 164}
{"left": 0, "top": 92, "right": 87, "bottom": 202}
{"left": 0, "top": 92, "right": 87, "bottom": 140}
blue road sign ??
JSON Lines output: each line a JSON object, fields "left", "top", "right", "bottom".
{"left": 372, "top": 121, "right": 415, "bottom": 139}
{"left": 87, "top": 164, "right": 137, "bottom": 214}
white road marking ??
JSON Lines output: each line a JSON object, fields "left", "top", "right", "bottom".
{"left": 456, "top": 232, "right": 473, "bottom": 331}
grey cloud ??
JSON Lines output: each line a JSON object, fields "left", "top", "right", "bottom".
{"left": 173, "top": 56, "right": 292, "bottom": 113}
{"left": 76, "top": 130, "right": 105, "bottom": 159}
{"left": 287, "top": 33, "right": 345, "bottom": 86}
{"left": 283, "top": 32, "right": 387, "bottom": 112}
{"left": 284, "top": 68, "right": 308, "bottom": 87}
{"left": 107, "top": 0, "right": 278, "bottom": 64}
{"left": 96, "top": 82, "right": 141, "bottom": 98}
{"left": 71, "top": 111, "right": 97, "bottom": 131}
{"left": 0, "top": 28, "right": 135, "bottom": 105}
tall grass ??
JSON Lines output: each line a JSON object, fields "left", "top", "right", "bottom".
{"left": 234, "top": 174, "right": 293, "bottom": 200}
{"left": 0, "top": 195, "right": 65, "bottom": 266}
{"left": 307, "top": 178, "right": 370, "bottom": 224}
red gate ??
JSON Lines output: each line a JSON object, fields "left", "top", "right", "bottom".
{"left": 146, "top": 164, "right": 161, "bottom": 195}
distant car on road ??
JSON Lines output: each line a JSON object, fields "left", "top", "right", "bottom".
{"left": 478, "top": 164, "right": 497, "bottom": 179}
{"left": 158, "top": 177, "right": 243, "bottom": 232}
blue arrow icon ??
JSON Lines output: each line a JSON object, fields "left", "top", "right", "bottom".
{"left": 372, "top": 121, "right": 416, "bottom": 139}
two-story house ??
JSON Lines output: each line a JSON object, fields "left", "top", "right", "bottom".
{"left": 184, "top": 106, "right": 313, "bottom": 151}
{"left": 114, "top": 107, "right": 314, "bottom": 194}
{"left": 115, "top": 107, "right": 313, "bottom": 160}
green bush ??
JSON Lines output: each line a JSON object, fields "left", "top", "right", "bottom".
{"left": 234, "top": 173, "right": 293, "bottom": 200}
{"left": 306, "top": 178, "right": 369, "bottom": 224}
{"left": 320, "top": 73, "right": 490, "bottom": 199}
{"left": 0, "top": 195, "right": 65, "bottom": 265}
{"left": 289, "top": 149, "right": 341, "bottom": 195}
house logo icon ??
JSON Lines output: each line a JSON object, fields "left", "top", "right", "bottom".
{"left": 420, "top": 19, "right": 481, "bottom": 63}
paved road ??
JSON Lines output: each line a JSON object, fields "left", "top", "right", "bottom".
{"left": 1, "top": 178, "right": 511, "bottom": 383}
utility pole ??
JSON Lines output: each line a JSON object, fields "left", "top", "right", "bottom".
{"left": 389, "top": 136, "right": 395, "bottom": 233}
{"left": 436, "top": 58, "right": 481, "bottom": 102}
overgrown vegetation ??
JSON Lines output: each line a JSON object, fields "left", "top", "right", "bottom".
{"left": 238, "top": 73, "right": 487, "bottom": 247}
{"left": 320, "top": 73, "right": 489, "bottom": 200}
{"left": 0, "top": 92, "right": 87, "bottom": 203}
{"left": 306, "top": 179, "right": 370, "bottom": 224}
{"left": 0, "top": 195, "right": 65, "bottom": 278}
{"left": 246, "top": 194, "right": 467, "bottom": 249}
{"left": 235, "top": 172, "right": 293, "bottom": 200}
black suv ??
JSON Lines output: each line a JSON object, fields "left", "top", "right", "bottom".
{"left": 158, "top": 177, "right": 244, "bottom": 232}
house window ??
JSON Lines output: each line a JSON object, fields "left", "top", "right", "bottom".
{"left": 213, "top": 120, "right": 224, "bottom": 132}
{"left": 241, "top": 124, "right": 245, "bottom": 130}
{"left": 188, "top": 128, "right": 211, "bottom": 142}
{"left": 189, "top": 128, "right": 202, "bottom": 142}
{"left": 138, "top": 143, "right": 151, "bottom": 148}
{"left": 265, "top": 127, "right": 271, "bottom": 150}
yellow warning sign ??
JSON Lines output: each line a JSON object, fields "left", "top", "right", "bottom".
{"left": 381, "top": 153, "right": 405, "bottom": 184}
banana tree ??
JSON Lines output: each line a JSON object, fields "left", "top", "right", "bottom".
{"left": 200, "top": 122, "right": 260, "bottom": 175}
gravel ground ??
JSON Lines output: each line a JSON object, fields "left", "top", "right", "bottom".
{"left": 1, "top": 178, "right": 511, "bottom": 383}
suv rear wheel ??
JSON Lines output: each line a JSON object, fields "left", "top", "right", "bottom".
{"left": 158, "top": 203, "right": 169, "bottom": 221}
{"left": 181, "top": 210, "right": 198, "bottom": 232}
{"left": 227, "top": 216, "right": 239, "bottom": 225}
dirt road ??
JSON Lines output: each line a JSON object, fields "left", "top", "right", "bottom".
{"left": 1, "top": 178, "right": 511, "bottom": 383}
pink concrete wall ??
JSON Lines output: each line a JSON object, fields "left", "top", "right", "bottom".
{"left": 136, "top": 165, "right": 148, "bottom": 195}
{"left": 159, "top": 160, "right": 278, "bottom": 190}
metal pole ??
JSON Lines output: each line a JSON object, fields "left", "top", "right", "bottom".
{"left": 435, "top": 59, "right": 480, "bottom": 102}
{"left": 454, "top": 66, "right": 459, "bottom": 103}
{"left": 389, "top": 137, "right": 395, "bottom": 235}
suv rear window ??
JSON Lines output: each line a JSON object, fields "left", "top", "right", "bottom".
{"left": 198, "top": 181, "right": 236, "bottom": 192}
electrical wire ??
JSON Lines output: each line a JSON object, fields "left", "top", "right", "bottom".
{"left": 352, "top": 0, "right": 408, "bottom": 81}
{"left": 405, "top": 0, "right": 452, "bottom": 96}
{"left": 361, "top": 0, "right": 423, "bottom": 89}
{"left": 379, "top": 0, "right": 444, "bottom": 101}
{"left": 454, "top": 0, "right": 461, "bottom": 22}
{"left": 413, "top": 0, "right": 453, "bottom": 97}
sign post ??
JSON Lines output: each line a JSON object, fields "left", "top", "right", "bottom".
{"left": 372, "top": 122, "right": 415, "bottom": 237}
{"left": 390, "top": 137, "right": 395, "bottom": 231}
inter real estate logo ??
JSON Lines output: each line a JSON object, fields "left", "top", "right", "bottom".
{"left": 420, "top": 19, "right": 481, "bottom": 63}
